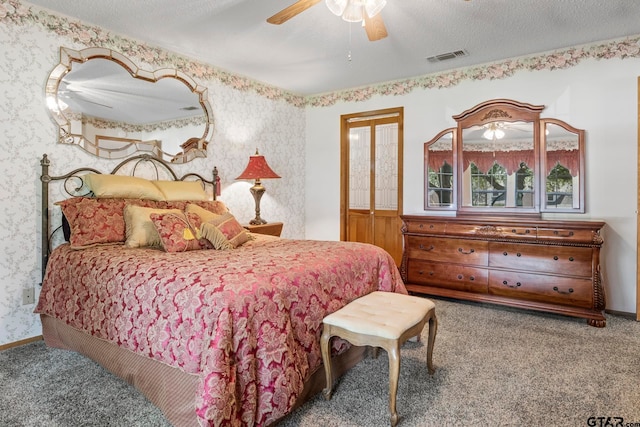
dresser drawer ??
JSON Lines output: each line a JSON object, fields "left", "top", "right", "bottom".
{"left": 406, "top": 236, "right": 488, "bottom": 266}
{"left": 537, "top": 227, "right": 601, "bottom": 244}
{"left": 404, "top": 219, "right": 447, "bottom": 235}
{"left": 489, "top": 242, "right": 593, "bottom": 277}
{"left": 407, "top": 259, "right": 488, "bottom": 293}
{"left": 488, "top": 270, "right": 594, "bottom": 308}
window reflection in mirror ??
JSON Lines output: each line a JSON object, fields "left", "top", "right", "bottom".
{"left": 424, "top": 129, "right": 455, "bottom": 209}
{"left": 542, "top": 121, "right": 584, "bottom": 211}
{"left": 460, "top": 121, "right": 535, "bottom": 209}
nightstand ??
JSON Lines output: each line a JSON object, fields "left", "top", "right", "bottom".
{"left": 243, "top": 222, "right": 283, "bottom": 237}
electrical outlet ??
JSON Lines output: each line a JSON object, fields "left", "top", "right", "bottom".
{"left": 22, "top": 287, "right": 35, "bottom": 305}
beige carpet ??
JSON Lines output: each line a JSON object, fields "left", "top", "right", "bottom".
{"left": 1, "top": 298, "right": 639, "bottom": 426}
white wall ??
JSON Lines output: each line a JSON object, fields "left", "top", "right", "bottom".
{"left": 306, "top": 58, "right": 639, "bottom": 314}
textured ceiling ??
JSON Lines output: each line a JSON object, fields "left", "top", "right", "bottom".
{"left": 27, "top": 0, "right": 640, "bottom": 95}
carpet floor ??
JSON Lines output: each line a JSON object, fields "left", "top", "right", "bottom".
{"left": 1, "top": 298, "right": 639, "bottom": 427}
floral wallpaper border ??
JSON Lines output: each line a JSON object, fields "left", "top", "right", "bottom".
{"left": 3, "top": 0, "right": 640, "bottom": 108}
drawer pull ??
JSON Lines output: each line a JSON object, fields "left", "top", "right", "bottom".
{"left": 516, "top": 253, "right": 521, "bottom": 257}
{"left": 553, "top": 256, "right": 559, "bottom": 260}
{"left": 417, "top": 270, "right": 434, "bottom": 276}
{"left": 553, "top": 286, "right": 574, "bottom": 295}
{"left": 419, "top": 244, "right": 435, "bottom": 251}
{"left": 511, "top": 229, "right": 531, "bottom": 235}
{"left": 502, "top": 280, "right": 522, "bottom": 288}
{"left": 457, "top": 274, "right": 463, "bottom": 280}
{"left": 503, "top": 251, "right": 508, "bottom": 256}
{"left": 569, "top": 257, "right": 574, "bottom": 262}
{"left": 469, "top": 276, "right": 475, "bottom": 281}
{"left": 458, "top": 248, "right": 475, "bottom": 254}
{"left": 419, "top": 224, "right": 424, "bottom": 228}
{"left": 553, "top": 230, "right": 574, "bottom": 237}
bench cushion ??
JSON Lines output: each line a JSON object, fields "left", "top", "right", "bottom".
{"left": 323, "top": 291, "right": 435, "bottom": 339}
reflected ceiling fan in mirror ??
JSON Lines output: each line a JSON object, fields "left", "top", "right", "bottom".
{"left": 267, "top": 0, "right": 388, "bottom": 42}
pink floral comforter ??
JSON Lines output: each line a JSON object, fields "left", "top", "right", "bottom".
{"left": 35, "top": 236, "right": 406, "bottom": 426}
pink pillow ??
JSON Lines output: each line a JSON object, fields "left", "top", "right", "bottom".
{"left": 56, "top": 197, "right": 158, "bottom": 249}
{"left": 150, "top": 212, "right": 212, "bottom": 252}
{"left": 204, "top": 212, "right": 252, "bottom": 248}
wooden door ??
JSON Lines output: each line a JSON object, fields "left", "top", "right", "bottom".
{"left": 340, "top": 107, "right": 404, "bottom": 265}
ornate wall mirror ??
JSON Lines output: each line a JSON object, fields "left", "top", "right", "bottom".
{"left": 424, "top": 99, "right": 585, "bottom": 215}
{"left": 45, "top": 47, "right": 214, "bottom": 163}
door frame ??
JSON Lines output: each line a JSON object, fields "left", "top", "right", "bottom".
{"left": 339, "top": 106, "right": 404, "bottom": 241}
{"left": 637, "top": 76, "right": 640, "bottom": 320}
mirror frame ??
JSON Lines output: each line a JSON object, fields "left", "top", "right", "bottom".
{"left": 424, "top": 99, "right": 585, "bottom": 215}
{"left": 540, "top": 118, "right": 585, "bottom": 213}
{"left": 424, "top": 128, "right": 457, "bottom": 211}
{"left": 45, "top": 47, "right": 214, "bottom": 163}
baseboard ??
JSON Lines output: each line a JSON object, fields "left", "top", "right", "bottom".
{"left": 0, "top": 335, "right": 43, "bottom": 351}
{"left": 604, "top": 309, "right": 637, "bottom": 320}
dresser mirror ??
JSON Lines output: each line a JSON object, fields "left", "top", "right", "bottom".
{"left": 424, "top": 99, "right": 585, "bottom": 214}
{"left": 45, "top": 47, "right": 214, "bottom": 163}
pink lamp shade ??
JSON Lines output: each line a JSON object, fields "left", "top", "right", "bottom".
{"left": 236, "top": 150, "right": 280, "bottom": 225}
{"left": 235, "top": 154, "right": 281, "bottom": 180}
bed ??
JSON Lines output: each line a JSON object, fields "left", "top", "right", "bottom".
{"left": 35, "top": 153, "right": 407, "bottom": 426}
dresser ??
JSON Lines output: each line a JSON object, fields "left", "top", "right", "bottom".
{"left": 400, "top": 215, "right": 606, "bottom": 327}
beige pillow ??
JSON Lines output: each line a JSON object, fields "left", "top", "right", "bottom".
{"left": 185, "top": 203, "right": 222, "bottom": 223}
{"left": 124, "top": 205, "right": 184, "bottom": 248}
{"left": 153, "top": 180, "right": 208, "bottom": 201}
{"left": 85, "top": 174, "right": 165, "bottom": 201}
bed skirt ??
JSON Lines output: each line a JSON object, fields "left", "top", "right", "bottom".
{"left": 40, "top": 314, "right": 367, "bottom": 426}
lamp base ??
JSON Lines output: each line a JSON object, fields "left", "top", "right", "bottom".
{"left": 249, "top": 182, "right": 268, "bottom": 225}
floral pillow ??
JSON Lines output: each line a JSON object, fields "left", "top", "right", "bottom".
{"left": 123, "top": 205, "right": 184, "bottom": 248}
{"left": 56, "top": 197, "right": 157, "bottom": 249}
{"left": 202, "top": 212, "right": 253, "bottom": 248}
{"left": 150, "top": 211, "right": 212, "bottom": 252}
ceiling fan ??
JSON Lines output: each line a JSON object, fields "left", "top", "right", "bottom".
{"left": 267, "top": 0, "right": 388, "bottom": 42}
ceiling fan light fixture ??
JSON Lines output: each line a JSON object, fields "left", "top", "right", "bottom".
{"left": 326, "top": 0, "right": 347, "bottom": 16}
{"left": 342, "top": 1, "right": 364, "bottom": 22}
{"left": 364, "top": 0, "right": 386, "bottom": 18}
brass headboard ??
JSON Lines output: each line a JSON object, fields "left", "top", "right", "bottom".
{"left": 39, "top": 153, "right": 219, "bottom": 280}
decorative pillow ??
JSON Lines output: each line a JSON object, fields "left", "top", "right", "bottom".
{"left": 56, "top": 197, "right": 157, "bottom": 249}
{"left": 199, "top": 222, "right": 233, "bottom": 250}
{"left": 150, "top": 211, "right": 212, "bottom": 252}
{"left": 152, "top": 180, "right": 208, "bottom": 201}
{"left": 185, "top": 203, "right": 222, "bottom": 223}
{"left": 124, "top": 205, "right": 184, "bottom": 248}
{"left": 202, "top": 212, "right": 253, "bottom": 248}
{"left": 84, "top": 174, "right": 165, "bottom": 201}
{"left": 190, "top": 200, "right": 229, "bottom": 215}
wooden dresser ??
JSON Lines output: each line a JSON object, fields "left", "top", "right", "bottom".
{"left": 400, "top": 215, "right": 606, "bottom": 327}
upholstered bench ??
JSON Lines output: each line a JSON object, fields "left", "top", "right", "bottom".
{"left": 320, "top": 291, "right": 437, "bottom": 427}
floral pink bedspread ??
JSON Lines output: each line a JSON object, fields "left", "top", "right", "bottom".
{"left": 35, "top": 236, "right": 406, "bottom": 426}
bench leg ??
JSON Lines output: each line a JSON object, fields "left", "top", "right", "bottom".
{"left": 387, "top": 340, "right": 400, "bottom": 427}
{"left": 320, "top": 326, "right": 333, "bottom": 400}
{"left": 426, "top": 310, "right": 438, "bottom": 375}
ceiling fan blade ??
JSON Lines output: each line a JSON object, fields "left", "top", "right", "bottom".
{"left": 364, "top": 12, "right": 388, "bottom": 41}
{"left": 267, "top": 0, "right": 323, "bottom": 25}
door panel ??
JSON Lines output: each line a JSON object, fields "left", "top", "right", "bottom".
{"left": 341, "top": 108, "right": 403, "bottom": 266}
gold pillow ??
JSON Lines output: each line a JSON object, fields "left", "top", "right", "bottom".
{"left": 124, "top": 205, "right": 184, "bottom": 248}
{"left": 153, "top": 180, "right": 208, "bottom": 201}
{"left": 85, "top": 174, "right": 165, "bottom": 201}
{"left": 185, "top": 203, "right": 222, "bottom": 223}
